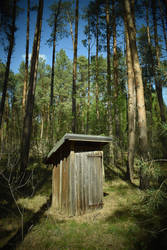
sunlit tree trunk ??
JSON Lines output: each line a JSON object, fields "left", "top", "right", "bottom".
{"left": 95, "top": 0, "right": 100, "bottom": 123}
{"left": 50, "top": 0, "right": 62, "bottom": 144}
{"left": 124, "top": 17, "right": 136, "bottom": 182}
{"left": 112, "top": 0, "right": 119, "bottom": 139}
{"left": 106, "top": 0, "right": 113, "bottom": 164}
{"left": 72, "top": 0, "right": 79, "bottom": 133}
{"left": 152, "top": 0, "right": 166, "bottom": 123}
{"left": 145, "top": 0, "right": 153, "bottom": 146}
{"left": 0, "top": 0, "right": 16, "bottom": 132}
{"left": 40, "top": 116, "right": 44, "bottom": 140}
{"left": 86, "top": 16, "right": 91, "bottom": 134}
{"left": 124, "top": 0, "right": 149, "bottom": 189}
{"left": 22, "top": 0, "right": 30, "bottom": 114}
{"left": 20, "top": 0, "right": 43, "bottom": 173}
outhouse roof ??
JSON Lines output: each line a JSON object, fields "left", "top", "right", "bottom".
{"left": 45, "top": 133, "right": 112, "bottom": 163}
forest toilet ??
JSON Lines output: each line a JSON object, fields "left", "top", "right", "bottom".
{"left": 45, "top": 133, "right": 112, "bottom": 216}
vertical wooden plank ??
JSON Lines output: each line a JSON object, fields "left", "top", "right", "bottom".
{"left": 91, "top": 154, "right": 96, "bottom": 206}
{"left": 52, "top": 166, "right": 56, "bottom": 208}
{"left": 83, "top": 153, "right": 87, "bottom": 211}
{"left": 81, "top": 153, "right": 86, "bottom": 212}
{"left": 94, "top": 151, "right": 103, "bottom": 207}
{"left": 59, "top": 158, "right": 62, "bottom": 210}
{"left": 88, "top": 154, "right": 93, "bottom": 207}
{"left": 66, "top": 154, "right": 70, "bottom": 215}
{"left": 57, "top": 163, "right": 60, "bottom": 209}
{"left": 95, "top": 155, "right": 100, "bottom": 205}
{"left": 69, "top": 142, "right": 75, "bottom": 216}
{"left": 100, "top": 151, "right": 103, "bottom": 204}
{"left": 86, "top": 152, "right": 90, "bottom": 210}
{"left": 75, "top": 153, "right": 81, "bottom": 215}
{"left": 62, "top": 156, "right": 66, "bottom": 211}
{"left": 80, "top": 153, "right": 84, "bottom": 213}
{"left": 85, "top": 152, "right": 90, "bottom": 211}
{"left": 99, "top": 155, "right": 102, "bottom": 203}
{"left": 53, "top": 162, "right": 60, "bottom": 209}
{"left": 64, "top": 156, "right": 68, "bottom": 213}
{"left": 74, "top": 152, "right": 77, "bottom": 215}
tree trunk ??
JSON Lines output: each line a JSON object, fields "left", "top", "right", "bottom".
{"left": 152, "top": 0, "right": 166, "bottom": 123}
{"left": 50, "top": 0, "right": 62, "bottom": 144}
{"left": 124, "top": 16, "right": 136, "bottom": 182}
{"left": 124, "top": 0, "right": 149, "bottom": 189}
{"left": 145, "top": 0, "right": 153, "bottom": 147}
{"left": 20, "top": 0, "right": 43, "bottom": 173}
{"left": 159, "top": 0, "right": 167, "bottom": 52}
{"left": 72, "top": 0, "right": 79, "bottom": 133}
{"left": 95, "top": 2, "right": 100, "bottom": 124}
{"left": 106, "top": 0, "right": 113, "bottom": 164}
{"left": 112, "top": 0, "right": 119, "bottom": 139}
{"left": 22, "top": 0, "right": 30, "bottom": 114}
{"left": 86, "top": 16, "right": 91, "bottom": 134}
{"left": 0, "top": 0, "right": 16, "bottom": 131}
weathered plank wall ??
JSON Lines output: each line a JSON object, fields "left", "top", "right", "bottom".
{"left": 69, "top": 151, "right": 103, "bottom": 216}
{"left": 52, "top": 149, "right": 103, "bottom": 216}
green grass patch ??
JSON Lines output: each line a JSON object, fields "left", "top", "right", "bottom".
{"left": 1, "top": 165, "right": 167, "bottom": 250}
{"left": 17, "top": 178, "right": 147, "bottom": 250}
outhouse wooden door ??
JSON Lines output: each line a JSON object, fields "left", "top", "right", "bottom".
{"left": 71, "top": 151, "right": 103, "bottom": 215}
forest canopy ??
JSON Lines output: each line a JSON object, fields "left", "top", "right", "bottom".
{"left": 0, "top": 0, "right": 167, "bottom": 186}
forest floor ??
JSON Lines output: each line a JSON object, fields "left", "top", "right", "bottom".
{"left": 0, "top": 163, "right": 167, "bottom": 250}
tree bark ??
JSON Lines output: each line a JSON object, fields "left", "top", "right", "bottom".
{"left": 124, "top": 0, "right": 149, "bottom": 189}
{"left": 124, "top": 17, "right": 136, "bottom": 182}
{"left": 50, "top": 0, "right": 62, "bottom": 144}
{"left": 95, "top": 1, "right": 100, "bottom": 123}
{"left": 145, "top": 0, "right": 153, "bottom": 146}
{"left": 151, "top": 0, "right": 166, "bottom": 123}
{"left": 0, "top": 0, "right": 16, "bottom": 131}
{"left": 20, "top": 0, "right": 43, "bottom": 173}
{"left": 106, "top": 0, "right": 113, "bottom": 164}
{"left": 112, "top": 0, "right": 119, "bottom": 139}
{"left": 72, "top": 0, "right": 79, "bottom": 133}
{"left": 86, "top": 15, "right": 91, "bottom": 134}
{"left": 22, "top": 0, "right": 30, "bottom": 114}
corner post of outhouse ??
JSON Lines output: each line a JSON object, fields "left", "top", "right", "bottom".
{"left": 52, "top": 159, "right": 59, "bottom": 210}
{"left": 52, "top": 164, "right": 56, "bottom": 209}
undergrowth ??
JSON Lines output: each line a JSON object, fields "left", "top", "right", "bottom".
{"left": 16, "top": 178, "right": 153, "bottom": 250}
{"left": 1, "top": 158, "right": 167, "bottom": 250}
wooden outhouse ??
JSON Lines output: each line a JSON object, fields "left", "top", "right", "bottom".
{"left": 45, "top": 133, "right": 112, "bottom": 216}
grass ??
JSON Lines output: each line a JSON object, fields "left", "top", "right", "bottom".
{"left": 17, "top": 178, "right": 148, "bottom": 250}
{"left": 0, "top": 164, "right": 52, "bottom": 248}
{"left": 1, "top": 162, "right": 167, "bottom": 250}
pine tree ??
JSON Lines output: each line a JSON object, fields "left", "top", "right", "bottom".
{"left": 20, "top": 0, "right": 43, "bottom": 174}
{"left": 0, "top": 0, "right": 17, "bottom": 131}
{"left": 72, "top": 0, "right": 79, "bottom": 133}
{"left": 124, "top": 0, "right": 149, "bottom": 189}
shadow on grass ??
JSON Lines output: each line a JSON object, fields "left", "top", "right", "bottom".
{"left": 1, "top": 194, "right": 52, "bottom": 250}
{"left": 105, "top": 204, "right": 167, "bottom": 250}
{"left": 106, "top": 168, "right": 138, "bottom": 188}
{"left": 0, "top": 166, "right": 53, "bottom": 250}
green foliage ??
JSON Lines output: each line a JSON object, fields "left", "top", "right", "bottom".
{"left": 142, "top": 182, "right": 167, "bottom": 214}
{"left": 53, "top": 49, "right": 73, "bottom": 138}
{"left": 160, "top": 122, "right": 167, "bottom": 136}
{"left": 47, "top": 1, "right": 73, "bottom": 45}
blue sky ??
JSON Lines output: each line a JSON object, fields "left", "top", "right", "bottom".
{"left": 1, "top": 0, "right": 167, "bottom": 104}
{"left": 2, "top": 0, "right": 91, "bottom": 74}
